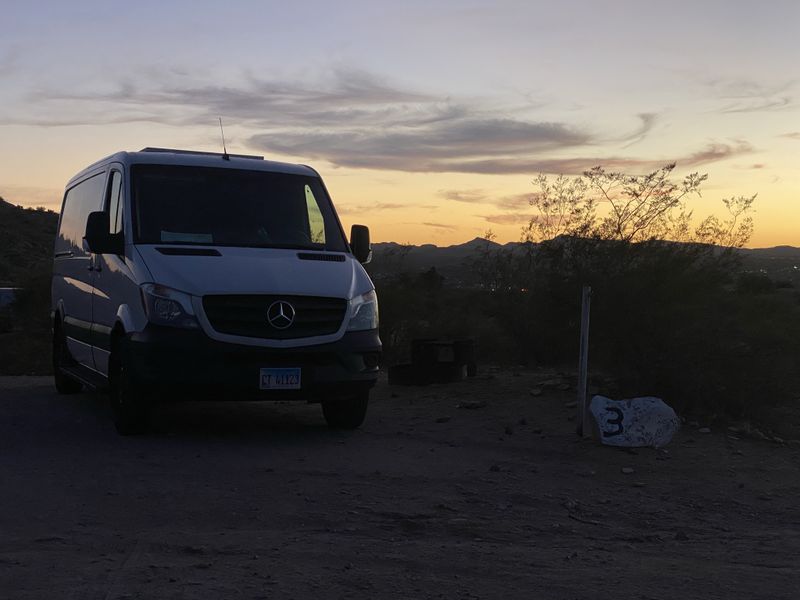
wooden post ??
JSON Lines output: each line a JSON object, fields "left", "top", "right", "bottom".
{"left": 577, "top": 285, "right": 592, "bottom": 438}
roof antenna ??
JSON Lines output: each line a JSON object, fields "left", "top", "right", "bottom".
{"left": 218, "top": 117, "right": 230, "bottom": 161}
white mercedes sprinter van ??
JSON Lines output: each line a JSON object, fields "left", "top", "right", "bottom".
{"left": 51, "top": 148, "right": 380, "bottom": 434}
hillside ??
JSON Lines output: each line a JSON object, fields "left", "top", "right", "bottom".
{"left": 741, "top": 246, "right": 800, "bottom": 287}
{"left": 0, "top": 197, "right": 59, "bottom": 286}
{"left": 0, "top": 197, "right": 59, "bottom": 374}
{"left": 370, "top": 237, "right": 510, "bottom": 285}
{"left": 371, "top": 237, "right": 800, "bottom": 287}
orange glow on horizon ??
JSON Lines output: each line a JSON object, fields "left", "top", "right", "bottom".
{"left": 3, "top": 163, "right": 798, "bottom": 249}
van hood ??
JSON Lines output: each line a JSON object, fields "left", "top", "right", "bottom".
{"left": 134, "top": 245, "right": 372, "bottom": 299}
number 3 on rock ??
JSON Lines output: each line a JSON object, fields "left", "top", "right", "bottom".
{"left": 602, "top": 406, "right": 625, "bottom": 438}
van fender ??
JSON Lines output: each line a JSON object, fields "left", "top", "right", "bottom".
{"left": 116, "top": 303, "right": 147, "bottom": 335}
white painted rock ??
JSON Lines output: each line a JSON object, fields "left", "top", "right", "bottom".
{"left": 589, "top": 395, "right": 681, "bottom": 448}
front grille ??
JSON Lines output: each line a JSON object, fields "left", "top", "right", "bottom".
{"left": 202, "top": 295, "right": 347, "bottom": 340}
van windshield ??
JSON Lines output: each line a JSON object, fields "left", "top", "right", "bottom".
{"left": 131, "top": 165, "right": 347, "bottom": 251}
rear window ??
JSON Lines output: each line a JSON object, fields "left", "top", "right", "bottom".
{"left": 131, "top": 165, "right": 346, "bottom": 252}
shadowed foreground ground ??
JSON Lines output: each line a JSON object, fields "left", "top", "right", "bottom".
{"left": 1, "top": 370, "right": 798, "bottom": 599}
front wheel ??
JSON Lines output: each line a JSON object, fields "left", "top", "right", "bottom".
{"left": 322, "top": 390, "right": 369, "bottom": 430}
{"left": 110, "top": 339, "right": 150, "bottom": 436}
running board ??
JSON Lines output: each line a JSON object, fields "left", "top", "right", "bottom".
{"left": 60, "top": 365, "right": 109, "bottom": 393}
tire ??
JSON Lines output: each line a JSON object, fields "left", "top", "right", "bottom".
{"left": 109, "top": 338, "right": 149, "bottom": 436}
{"left": 322, "top": 390, "right": 369, "bottom": 430}
{"left": 53, "top": 324, "right": 82, "bottom": 394}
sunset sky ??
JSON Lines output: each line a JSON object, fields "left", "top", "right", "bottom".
{"left": 1, "top": 0, "right": 798, "bottom": 247}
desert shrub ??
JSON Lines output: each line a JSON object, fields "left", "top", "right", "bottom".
{"left": 736, "top": 272, "right": 775, "bottom": 294}
{"left": 376, "top": 268, "right": 521, "bottom": 366}
{"left": 461, "top": 156, "right": 799, "bottom": 420}
{"left": 11, "top": 263, "right": 52, "bottom": 326}
{"left": 459, "top": 236, "right": 800, "bottom": 419}
{"left": 0, "top": 262, "right": 53, "bottom": 375}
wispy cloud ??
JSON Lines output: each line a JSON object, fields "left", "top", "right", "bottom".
{"left": 704, "top": 77, "right": 795, "bottom": 99}
{"left": 421, "top": 222, "right": 457, "bottom": 230}
{"left": 13, "top": 67, "right": 594, "bottom": 173}
{"left": 493, "top": 193, "right": 531, "bottom": 211}
{"left": 681, "top": 141, "right": 754, "bottom": 166}
{"left": 701, "top": 76, "right": 797, "bottom": 114}
{"left": 481, "top": 213, "right": 531, "bottom": 225}
{"left": 10, "top": 68, "right": 756, "bottom": 176}
{"left": 719, "top": 97, "right": 792, "bottom": 114}
{"left": 336, "top": 202, "right": 409, "bottom": 215}
{"left": 249, "top": 119, "right": 589, "bottom": 172}
{"left": 438, "top": 189, "right": 529, "bottom": 210}
{"left": 450, "top": 141, "right": 754, "bottom": 175}
{"left": 18, "top": 67, "right": 446, "bottom": 128}
{"left": 453, "top": 142, "right": 753, "bottom": 224}
{"left": 437, "top": 189, "right": 489, "bottom": 203}
{"left": 780, "top": 132, "right": 800, "bottom": 140}
{"left": 621, "top": 112, "right": 658, "bottom": 147}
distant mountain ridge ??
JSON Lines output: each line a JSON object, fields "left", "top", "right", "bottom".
{"left": 370, "top": 237, "right": 800, "bottom": 285}
{"left": 370, "top": 237, "right": 508, "bottom": 284}
{"left": 0, "top": 193, "right": 797, "bottom": 288}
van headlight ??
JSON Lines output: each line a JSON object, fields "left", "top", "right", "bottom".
{"left": 347, "top": 290, "right": 379, "bottom": 331}
{"left": 140, "top": 283, "right": 200, "bottom": 329}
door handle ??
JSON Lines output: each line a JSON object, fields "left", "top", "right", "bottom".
{"left": 87, "top": 257, "right": 102, "bottom": 272}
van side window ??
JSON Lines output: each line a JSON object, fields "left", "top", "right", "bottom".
{"left": 107, "top": 171, "right": 123, "bottom": 235}
{"left": 304, "top": 185, "right": 326, "bottom": 245}
{"left": 56, "top": 173, "right": 106, "bottom": 254}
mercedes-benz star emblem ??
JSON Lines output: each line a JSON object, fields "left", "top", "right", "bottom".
{"left": 267, "top": 300, "right": 295, "bottom": 330}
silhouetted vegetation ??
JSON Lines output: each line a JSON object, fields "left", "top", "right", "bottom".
{"left": 0, "top": 197, "right": 58, "bottom": 285}
{"left": 2, "top": 176, "right": 799, "bottom": 426}
{"left": 0, "top": 197, "right": 57, "bottom": 374}
{"left": 377, "top": 166, "right": 800, "bottom": 423}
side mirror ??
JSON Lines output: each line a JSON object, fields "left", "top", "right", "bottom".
{"left": 84, "top": 211, "right": 123, "bottom": 255}
{"left": 350, "top": 224, "right": 372, "bottom": 264}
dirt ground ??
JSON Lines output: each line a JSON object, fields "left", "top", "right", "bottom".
{"left": 1, "top": 369, "right": 798, "bottom": 599}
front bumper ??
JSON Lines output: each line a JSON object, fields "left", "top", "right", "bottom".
{"left": 127, "top": 326, "right": 381, "bottom": 401}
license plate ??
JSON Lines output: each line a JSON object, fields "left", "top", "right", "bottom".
{"left": 259, "top": 368, "right": 301, "bottom": 390}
